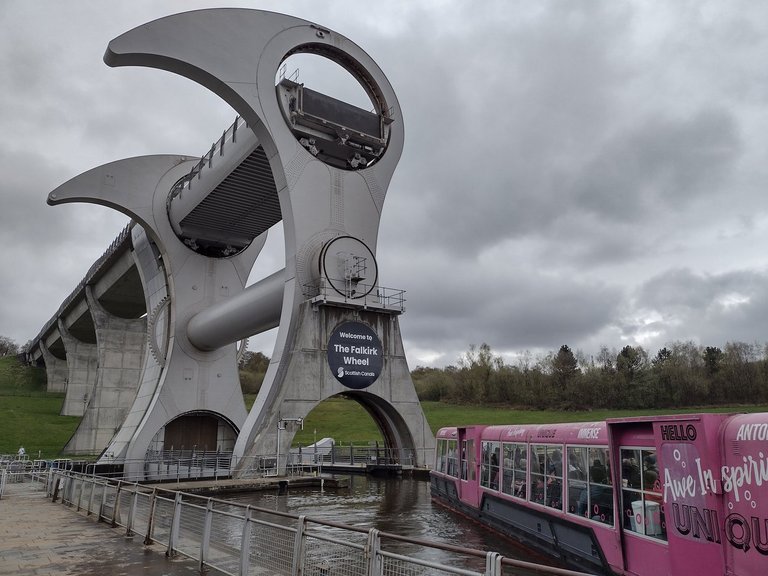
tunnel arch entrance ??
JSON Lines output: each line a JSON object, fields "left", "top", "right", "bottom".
{"left": 148, "top": 410, "right": 239, "bottom": 453}
{"left": 144, "top": 410, "right": 240, "bottom": 480}
{"left": 294, "top": 392, "right": 420, "bottom": 467}
{"left": 341, "top": 391, "right": 419, "bottom": 465}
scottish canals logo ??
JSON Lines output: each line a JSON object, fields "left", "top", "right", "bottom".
{"left": 327, "top": 321, "right": 383, "bottom": 389}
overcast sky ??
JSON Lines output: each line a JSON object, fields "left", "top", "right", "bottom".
{"left": 2, "top": 0, "right": 768, "bottom": 369}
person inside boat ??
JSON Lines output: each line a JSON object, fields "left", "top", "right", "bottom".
{"left": 529, "top": 448, "right": 545, "bottom": 504}
{"left": 515, "top": 467, "right": 527, "bottom": 499}
{"left": 546, "top": 449, "right": 563, "bottom": 509}
{"left": 568, "top": 449, "right": 588, "bottom": 515}
{"left": 588, "top": 460, "right": 613, "bottom": 523}
{"left": 490, "top": 450, "right": 499, "bottom": 490}
{"left": 622, "top": 457, "right": 641, "bottom": 489}
{"left": 568, "top": 451, "right": 586, "bottom": 480}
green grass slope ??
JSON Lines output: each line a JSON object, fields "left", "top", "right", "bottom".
{"left": 0, "top": 356, "right": 80, "bottom": 458}
{"left": 4, "top": 357, "right": 768, "bottom": 456}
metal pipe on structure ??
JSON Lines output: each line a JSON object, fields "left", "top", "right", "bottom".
{"left": 186, "top": 269, "right": 285, "bottom": 351}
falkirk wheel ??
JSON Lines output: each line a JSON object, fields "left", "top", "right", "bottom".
{"left": 47, "top": 8, "right": 435, "bottom": 477}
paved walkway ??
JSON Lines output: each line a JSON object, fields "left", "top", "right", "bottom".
{"left": 0, "top": 482, "right": 203, "bottom": 575}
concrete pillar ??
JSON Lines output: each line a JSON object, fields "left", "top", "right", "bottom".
{"left": 58, "top": 319, "right": 98, "bottom": 417}
{"left": 63, "top": 286, "right": 146, "bottom": 455}
{"left": 98, "top": 225, "right": 169, "bottom": 464}
{"left": 39, "top": 341, "right": 68, "bottom": 393}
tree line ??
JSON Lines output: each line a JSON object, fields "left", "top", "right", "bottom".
{"left": 411, "top": 341, "right": 768, "bottom": 410}
{"left": 6, "top": 333, "right": 768, "bottom": 410}
{"left": 239, "top": 350, "right": 270, "bottom": 395}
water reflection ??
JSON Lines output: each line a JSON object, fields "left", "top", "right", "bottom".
{"left": 224, "top": 476, "right": 555, "bottom": 574}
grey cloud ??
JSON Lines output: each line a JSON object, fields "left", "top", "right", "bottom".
{"left": 380, "top": 3, "right": 641, "bottom": 258}
{"left": 627, "top": 267, "right": 768, "bottom": 351}
{"left": 390, "top": 250, "right": 623, "bottom": 357}
{"left": 636, "top": 268, "right": 759, "bottom": 313}
{"left": 575, "top": 109, "right": 741, "bottom": 221}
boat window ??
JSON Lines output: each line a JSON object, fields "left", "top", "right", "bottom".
{"left": 436, "top": 438, "right": 452, "bottom": 475}
{"left": 501, "top": 442, "right": 527, "bottom": 499}
{"left": 444, "top": 439, "right": 458, "bottom": 477}
{"left": 481, "top": 441, "right": 500, "bottom": 490}
{"left": 529, "top": 444, "right": 563, "bottom": 509}
{"left": 566, "top": 446, "right": 614, "bottom": 525}
{"left": 529, "top": 444, "right": 546, "bottom": 505}
{"left": 468, "top": 440, "right": 476, "bottom": 481}
{"left": 589, "top": 447, "right": 614, "bottom": 525}
{"left": 621, "top": 448, "right": 665, "bottom": 540}
{"left": 546, "top": 446, "right": 563, "bottom": 509}
{"left": 566, "top": 446, "right": 588, "bottom": 515}
{"left": 461, "top": 440, "right": 476, "bottom": 481}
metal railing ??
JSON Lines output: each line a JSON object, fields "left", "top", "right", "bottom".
{"left": 0, "top": 456, "right": 62, "bottom": 498}
{"left": 47, "top": 470, "right": 593, "bottom": 576}
{"left": 93, "top": 445, "right": 424, "bottom": 483}
{"left": 142, "top": 450, "right": 233, "bottom": 482}
{"left": 304, "top": 278, "right": 406, "bottom": 313}
{"left": 167, "top": 115, "right": 246, "bottom": 201}
{"left": 317, "top": 443, "right": 410, "bottom": 467}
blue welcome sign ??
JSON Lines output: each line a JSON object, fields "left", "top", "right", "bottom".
{"left": 327, "top": 321, "right": 383, "bottom": 389}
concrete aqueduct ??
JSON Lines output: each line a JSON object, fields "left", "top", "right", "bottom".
{"left": 26, "top": 8, "right": 435, "bottom": 478}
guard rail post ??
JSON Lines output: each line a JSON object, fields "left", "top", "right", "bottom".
{"left": 88, "top": 477, "right": 97, "bottom": 516}
{"left": 366, "top": 528, "right": 382, "bottom": 576}
{"left": 112, "top": 481, "right": 123, "bottom": 527}
{"left": 77, "top": 476, "right": 86, "bottom": 512}
{"left": 51, "top": 475, "right": 61, "bottom": 503}
{"left": 143, "top": 488, "right": 157, "bottom": 546}
{"left": 486, "top": 552, "right": 502, "bottom": 576}
{"left": 166, "top": 491, "right": 182, "bottom": 554}
{"left": 291, "top": 515, "right": 308, "bottom": 576}
{"left": 126, "top": 487, "right": 139, "bottom": 536}
{"left": 239, "top": 506, "right": 254, "bottom": 576}
{"left": 199, "top": 498, "right": 214, "bottom": 571}
{"left": 64, "top": 474, "right": 73, "bottom": 505}
{"left": 45, "top": 469, "right": 54, "bottom": 495}
{"left": 99, "top": 480, "right": 109, "bottom": 522}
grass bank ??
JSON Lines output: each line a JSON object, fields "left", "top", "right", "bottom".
{"left": 5, "top": 359, "right": 768, "bottom": 455}
{"left": 0, "top": 356, "right": 80, "bottom": 458}
{"left": 290, "top": 397, "right": 768, "bottom": 446}
{"left": 0, "top": 395, "right": 81, "bottom": 458}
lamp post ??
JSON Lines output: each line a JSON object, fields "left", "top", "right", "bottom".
{"left": 276, "top": 418, "right": 285, "bottom": 476}
{"left": 313, "top": 428, "right": 318, "bottom": 474}
{"left": 276, "top": 417, "right": 304, "bottom": 476}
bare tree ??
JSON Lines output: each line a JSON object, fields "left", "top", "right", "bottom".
{"left": 0, "top": 335, "right": 19, "bottom": 357}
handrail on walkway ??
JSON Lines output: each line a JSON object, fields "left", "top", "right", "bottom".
{"left": 45, "top": 470, "right": 595, "bottom": 576}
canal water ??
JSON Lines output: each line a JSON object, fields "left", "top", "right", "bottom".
{"left": 224, "top": 475, "right": 558, "bottom": 574}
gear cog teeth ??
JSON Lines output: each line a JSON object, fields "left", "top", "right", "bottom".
{"left": 237, "top": 338, "right": 249, "bottom": 364}
{"left": 147, "top": 296, "right": 171, "bottom": 366}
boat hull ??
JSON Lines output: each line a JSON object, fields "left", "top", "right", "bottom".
{"left": 430, "top": 474, "right": 618, "bottom": 575}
